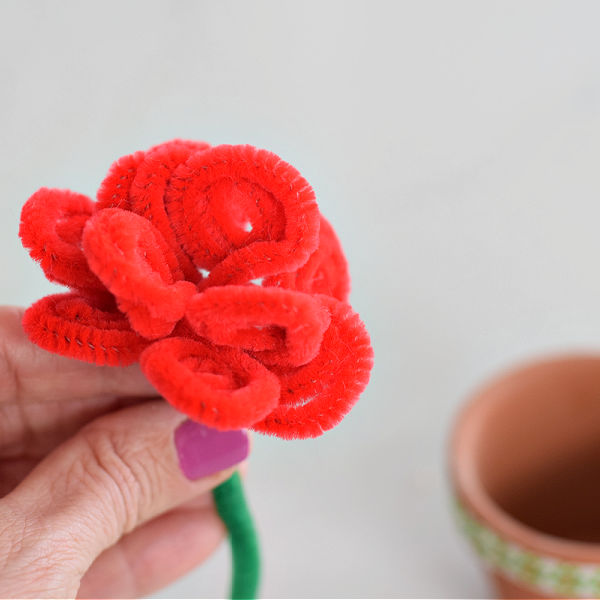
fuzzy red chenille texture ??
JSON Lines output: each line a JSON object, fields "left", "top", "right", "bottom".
{"left": 19, "top": 140, "right": 373, "bottom": 439}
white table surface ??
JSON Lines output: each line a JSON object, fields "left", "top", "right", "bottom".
{"left": 2, "top": 1, "right": 600, "bottom": 597}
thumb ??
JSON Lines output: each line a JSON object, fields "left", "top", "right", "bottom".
{"left": 0, "top": 400, "right": 249, "bottom": 598}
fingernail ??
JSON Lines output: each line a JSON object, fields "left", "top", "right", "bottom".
{"left": 174, "top": 420, "right": 249, "bottom": 480}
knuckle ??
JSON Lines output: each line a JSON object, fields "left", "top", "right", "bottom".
{"left": 68, "top": 422, "right": 155, "bottom": 537}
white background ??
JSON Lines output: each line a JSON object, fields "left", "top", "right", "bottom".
{"left": 2, "top": 1, "right": 600, "bottom": 597}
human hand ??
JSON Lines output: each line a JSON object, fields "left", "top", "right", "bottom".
{"left": 0, "top": 306, "right": 250, "bottom": 598}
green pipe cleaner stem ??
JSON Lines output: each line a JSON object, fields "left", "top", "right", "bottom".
{"left": 212, "top": 471, "right": 261, "bottom": 599}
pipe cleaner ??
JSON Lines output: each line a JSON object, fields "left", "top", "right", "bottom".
{"left": 19, "top": 139, "right": 374, "bottom": 598}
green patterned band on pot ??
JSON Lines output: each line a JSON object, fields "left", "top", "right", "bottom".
{"left": 453, "top": 498, "right": 600, "bottom": 598}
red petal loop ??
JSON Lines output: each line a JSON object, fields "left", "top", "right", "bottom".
{"left": 128, "top": 141, "right": 210, "bottom": 283}
{"left": 22, "top": 293, "right": 149, "bottom": 366}
{"left": 140, "top": 337, "right": 281, "bottom": 429}
{"left": 97, "top": 141, "right": 210, "bottom": 214}
{"left": 96, "top": 150, "right": 146, "bottom": 211}
{"left": 165, "top": 145, "right": 320, "bottom": 287}
{"left": 19, "top": 188, "right": 105, "bottom": 292}
{"left": 83, "top": 209, "right": 196, "bottom": 339}
{"left": 265, "top": 215, "right": 350, "bottom": 302}
{"left": 251, "top": 296, "right": 374, "bottom": 439}
{"left": 186, "top": 286, "right": 331, "bottom": 367}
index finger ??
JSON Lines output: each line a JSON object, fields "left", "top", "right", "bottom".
{"left": 0, "top": 306, "right": 157, "bottom": 404}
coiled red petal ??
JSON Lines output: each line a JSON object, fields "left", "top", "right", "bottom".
{"left": 252, "top": 296, "right": 373, "bottom": 439}
{"left": 165, "top": 145, "right": 320, "bottom": 287}
{"left": 140, "top": 337, "right": 280, "bottom": 430}
{"left": 130, "top": 141, "right": 210, "bottom": 283}
{"left": 23, "top": 293, "right": 149, "bottom": 366}
{"left": 83, "top": 209, "right": 196, "bottom": 339}
{"left": 186, "top": 286, "right": 331, "bottom": 367}
{"left": 96, "top": 150, "right": 146, "bottom": 211}
{"left": 265, "top": 215, "right": 350, "bottom": 301}
{"left": 96, "top": 141, "right": 211, "bottom": 213}
{"left": 19, "top": 188, "right": 105, "bottom": 292}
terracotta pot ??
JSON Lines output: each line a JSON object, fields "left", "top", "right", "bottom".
{"left": 450, "top": 355, "right": 600, "bottom": 599}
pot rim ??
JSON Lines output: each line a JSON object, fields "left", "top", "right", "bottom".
{"left": 450, "top": 352, "right": 600, "bottom": 564}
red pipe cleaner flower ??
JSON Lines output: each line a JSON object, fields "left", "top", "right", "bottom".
{"left": 19, "top": 140, "right": 373, "bottom": 439}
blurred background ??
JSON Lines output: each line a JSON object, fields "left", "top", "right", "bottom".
{"left": 2, "top": 1, "right": 600, "bottom": 597}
